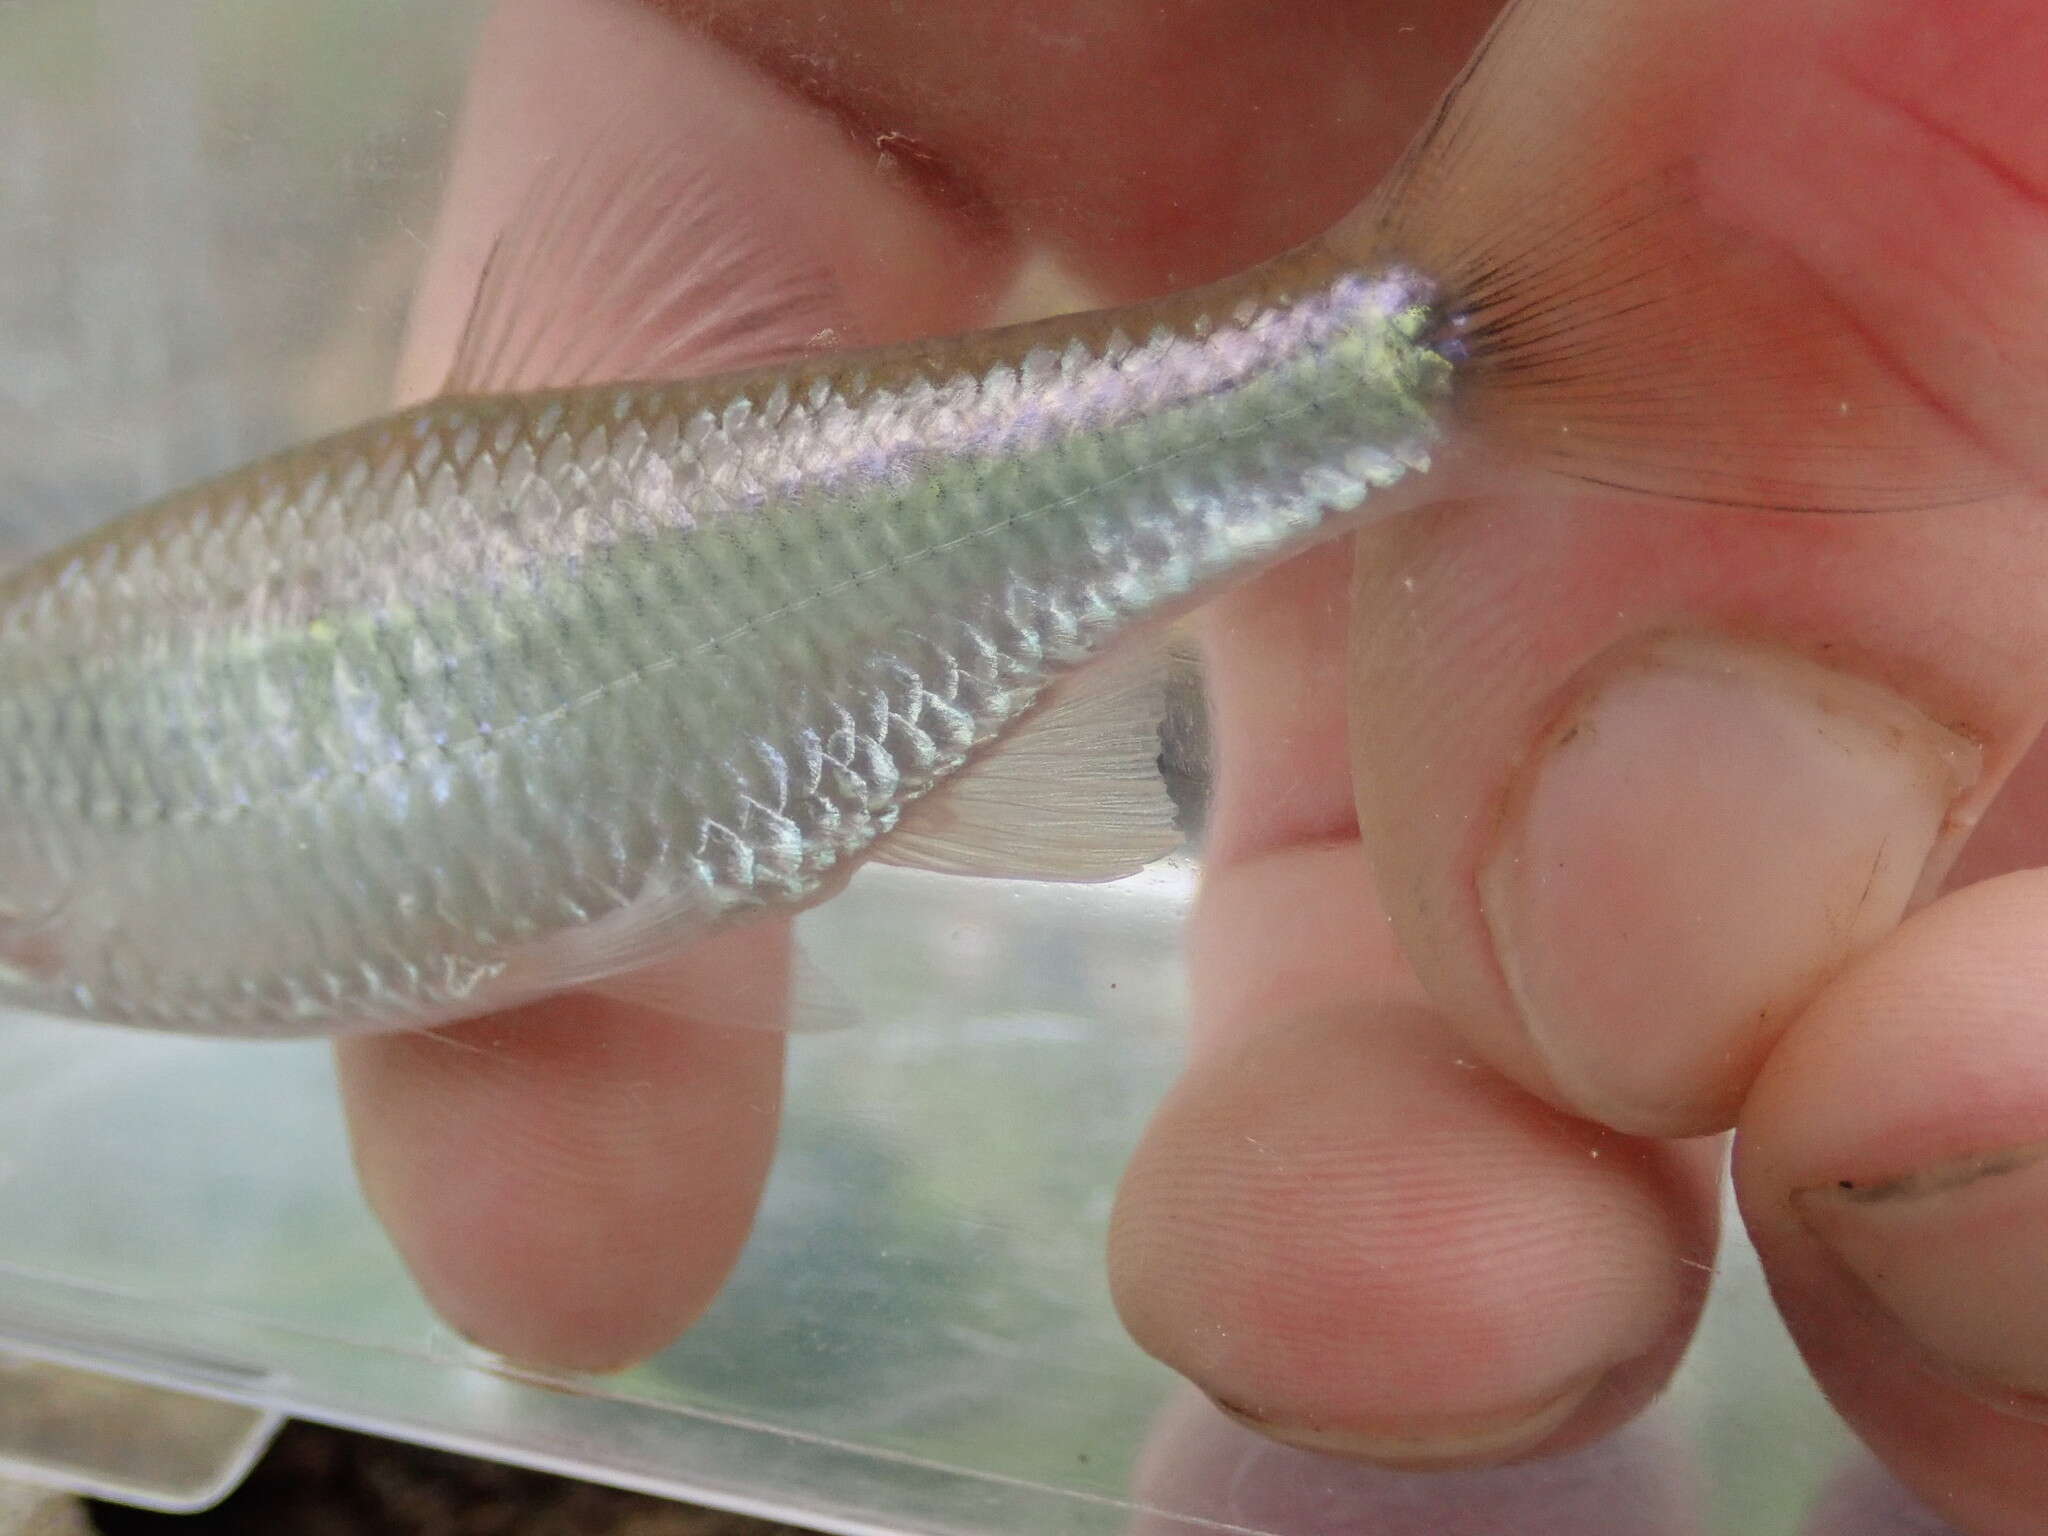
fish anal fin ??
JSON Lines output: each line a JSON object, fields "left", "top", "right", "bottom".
{"left": 440, "top": 108, "right": 848, "bottom": 398}
{"left": 876, "top": 638, "right": 1184, "bottom": 884}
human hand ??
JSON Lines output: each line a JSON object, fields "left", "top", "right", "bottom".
{"left": 343, "top": 2, "right": 2048, "bottom": 1529}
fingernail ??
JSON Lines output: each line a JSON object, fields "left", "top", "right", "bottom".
{"left": 1211, "top": 1370, "right": 1602, "bottom": 1468}
{"left": 1482, "top": 633, "right": 1978, "bottom": 1135}
{"left": 1797, "top": 1138, "right": 2048, "bottom": 1413}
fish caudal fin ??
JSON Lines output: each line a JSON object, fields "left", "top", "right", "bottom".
{"left": 876, "top": 637, "right": 1184, "bottom": 883}
{"left": 1339, "top": 0, "right": 2013, "bottom": 513}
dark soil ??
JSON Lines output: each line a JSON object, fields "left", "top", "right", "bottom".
{"left": 87, "top": 1422, "right": 818, "bottom": 1536}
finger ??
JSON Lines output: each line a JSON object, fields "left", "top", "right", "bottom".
{"left": 344, "top": 0, "right": 1006, "bottom": 1371}
{"left": 1107, "top": 835, "right": 1720, "bottom": 1467}
{"left": 656, "top": 0, "right": 1502, "bottom": 296}
{"left": 1128, "top": 1384, "right": 1702, "bottom": 1536}
{"left": 1938, "top": 718, "right": 2048, "bottom": 890}
{"left": 1806, "top": 1455, "right": 1971, "bottom": 1536}
{"left": 339, "top": 929, "right": 786, "bottom": 1372}
{"left": 1350, "top": 496, "right": 2017, "bottom": 1138}
{"left": 1348, "top": 0, "right": 2048, "bottom": 1137}
{"left": 1736, "top": 871, "right": 2048, "bottom": 1536}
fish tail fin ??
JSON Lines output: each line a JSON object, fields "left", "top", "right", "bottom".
{"left": 1333, "top": 0, "right": 2010, "bottom": 513}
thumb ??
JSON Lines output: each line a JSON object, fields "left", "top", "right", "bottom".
{"left": 1346, "top": 0, "right": 2048, "bottom": 1137}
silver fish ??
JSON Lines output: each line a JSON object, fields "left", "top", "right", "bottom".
{"left": 0, "top": 0, "right": 1994, "bottom": 1034}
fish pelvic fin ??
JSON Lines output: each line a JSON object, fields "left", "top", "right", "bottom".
{"left": 438, "top": 105, "right": 848, "bottom": 398}
{"left": 875, "top": 635, "right": 1185, "bottom": 884}
{"left": 1332, "top": 0, "right": 2017, "bottom": 514}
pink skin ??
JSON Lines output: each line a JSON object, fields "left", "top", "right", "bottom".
{"left": 340, "top": 0, "right": 2048, "bottom": 1525}
{"left": 1122, "top": 1385, "right": 1709, "bottom": 1535}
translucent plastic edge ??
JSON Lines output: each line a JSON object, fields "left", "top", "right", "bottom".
{"left": 0, "top": 1340, "right": 280, "bottom": 1514}
{"left": 0, "top": 1267, "right": 1248, "bottom": 1536}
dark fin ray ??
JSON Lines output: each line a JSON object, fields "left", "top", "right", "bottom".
{"left": 1341, "top": 0, "right": 2015, "bottom": 513}
{"left": 442, "top": 111, "right": 847, "bottom": 397}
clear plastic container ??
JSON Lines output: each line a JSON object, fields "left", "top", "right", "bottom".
{"left": 0, "top": 4, "right": 1967, "bottom": 1533}
{"left": 0, "top": 865, "right": 1947, "bottom": 1535}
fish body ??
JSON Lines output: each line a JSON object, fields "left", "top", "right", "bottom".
{"left": 0, "top": 256, "right": 1448, "bottom": 1032}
